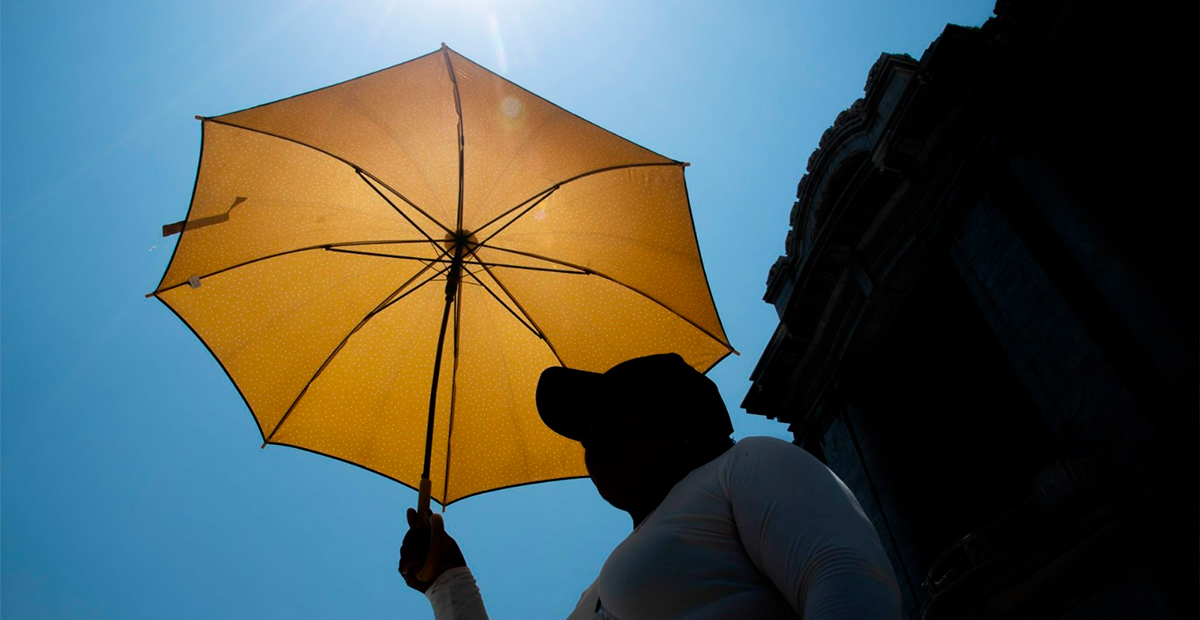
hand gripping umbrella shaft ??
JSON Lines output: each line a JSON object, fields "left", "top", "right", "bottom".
{"left": 414, "top": 239, "right": 465, "bottom": 581}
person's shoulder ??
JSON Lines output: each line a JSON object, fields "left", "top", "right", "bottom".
{"left": 724, "top": 434, "right": 830, "bottom": 474}
{"left": 730, "top": 435, "right": 806, "bottom": 456}
{"left": 718, "top": 437, "right": 834, "bottom": 495}
{"left": 733, "top": 435, "right": 795, "bottom": 450}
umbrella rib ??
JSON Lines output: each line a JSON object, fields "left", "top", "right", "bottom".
{"left": 441, "top": 46, "right": 466, "bottom": 233}
{"left": 319, "top": 250, "right": 584, "bottom": 276}
{"left": 200, "top": 116, "right": 454, "bottom": 236}
{"left": 356, "top": 169, "right": 453, "bottom": 237}
{"left": 148, "top": 239, "right": 437, "bottom": 297}
{"left": 472, "top": 161, "right": 685, "bottom": 238}
{"left": 373, "top": 263, "right": 454, "bottom": 317}
{"left": 476, "top": 187, "right": 558, "bottom": 248}
{"left": 478, "top": 243, "right": 736, "bottom": 353}
{"left": 465, "top": 258, "right": 588, "bottom": 275}
{"left": 445, "top": 47, "right": 682, "bottom": 164}
{"left": 472, "top": 276, "right": 536, "bottom": 479}
{"left": 325, "top": 247, "right": 446, "bottom": 264}
{"left": 471, "top": 186, "right": 553, "bottom": 242}
{"left": 462, "top": 266, "right": 541, "bottom": 339}
{"left": 677, "top": 169, "right": 736, "bottom": 358}
{"left": 355, "top": 170, "right": 442, "bottom": 250}
{"left": 476, "top": 264, "right": 567, "bottom": 368}
{"left": 264, "top": 259, "right": 451, "bottom": 444}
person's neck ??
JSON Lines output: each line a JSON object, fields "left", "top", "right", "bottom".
{"left": 627, "top": 481, "right": 674, "bottom": 528}
{"left": 626, "top": 438, "right": 734, "bottom": 528}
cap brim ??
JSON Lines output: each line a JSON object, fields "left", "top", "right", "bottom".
{"left": 536, "top": 366, "right": 607, "bottom": 441}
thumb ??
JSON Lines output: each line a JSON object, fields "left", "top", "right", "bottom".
{"left": 430, "top": 513, "right": 445, "bottom": 539}
{"left": 407, "top": 507, "right": 418, "bottom": 527}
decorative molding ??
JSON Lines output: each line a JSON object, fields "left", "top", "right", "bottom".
{"left": 866, "top": 53, "right": 916, "bottom": 95}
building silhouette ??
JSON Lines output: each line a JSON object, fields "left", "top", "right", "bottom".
{"left": 742, "top": 0, "right": 1197, "bottom": 617}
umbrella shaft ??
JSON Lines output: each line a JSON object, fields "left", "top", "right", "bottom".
{"left": 420, "top": 243, "right": 465, "bottom": 484}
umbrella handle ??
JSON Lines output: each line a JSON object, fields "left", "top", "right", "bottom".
{"left": 415, "top": 478, "right": 444, "bottom": 583}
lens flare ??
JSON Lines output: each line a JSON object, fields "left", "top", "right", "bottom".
{"left": 501, "top": 96, "right": 523, "bottom": 118}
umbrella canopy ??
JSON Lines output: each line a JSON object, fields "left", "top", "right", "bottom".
{"left": 150, "top": 45, "right": 734, "bottom": 507}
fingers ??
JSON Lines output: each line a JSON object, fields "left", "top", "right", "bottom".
{"left": 399, "top": 510, "right": 433, "bottom": 579}
{"left": 399, "top": 508, "right": 463, "bottom": 593}
{"left": 399, "top": 519, "right": 429, "bottom": 576}
{"left": 398, "top": 557, "right": 427, "bottom": 592}
{"left": 398, "top": 543, "right": 424, "bottom": 587}
{"left": 408, "top": 506, "right": 436, "bottom": 527}
{"left": 416, "top": 513, "right": 445, "bottom": 582}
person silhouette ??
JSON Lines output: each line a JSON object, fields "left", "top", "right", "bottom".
{"left": 401, "top": 353, "right": 901, "bottom": 619}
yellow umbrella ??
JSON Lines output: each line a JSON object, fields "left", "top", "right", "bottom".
{"left": 150, "top": 45, "right": 734, "bottom": 512}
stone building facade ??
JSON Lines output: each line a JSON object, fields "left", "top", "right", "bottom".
{"left": 742, "top": 0, "right": 1197, "bottom": 617}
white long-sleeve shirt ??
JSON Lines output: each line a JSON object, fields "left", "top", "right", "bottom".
{"left": 426, "top": 437, "right": 901, "bottom": 619}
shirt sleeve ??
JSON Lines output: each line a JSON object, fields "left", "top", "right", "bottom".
{"left": 425, "top": 568, "right": 601, "bottom": 620}
{"left": 721, "top": 437, "right": 902, "bottom": 620}
{"left": 424, "top": 567, "right": 491, "bottom": 620}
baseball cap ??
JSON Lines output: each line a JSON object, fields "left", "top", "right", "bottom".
{"left": 535, "top": 353, "right": 733, "bottom": 442}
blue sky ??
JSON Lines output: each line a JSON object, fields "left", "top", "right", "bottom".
{"left": 3, "top": 1, "right": 995, "bottom": 617}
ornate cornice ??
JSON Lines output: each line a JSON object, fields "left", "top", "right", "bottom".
{"left": 747, "top": 30, "right": 993, "bottom": 422}
{"left": 765, "top": 53, "right": 919, "bottom": 307}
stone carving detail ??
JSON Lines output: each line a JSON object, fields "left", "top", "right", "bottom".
{"left": 818, "top": 128, "right": 834, "bottom": 151}
{"left": 811, "top": 97, "right": 869, "bottom": 174}
{"left": 865, "top": 52, "right": 916, "bottom": 94}
{"left": 833, "top": 98, "right": 866, "bottom": 132}
{"left": 766, "top": 255, "right": 788, "bottom": 290}
{"left": 806, "top": 147, "right": 823, "bottom": 174}
{"left": 817, "top": 98, "right": 868, "bottom": 153}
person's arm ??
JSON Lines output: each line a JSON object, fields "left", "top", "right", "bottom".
{"left": 399, "top": 509, "right": 602, "bottom": 620}
{"left": 721, "top": 437, "right": 902, "bottom": 619}
{"left": 422, "top": 566, "right": 491, "bottom": 620}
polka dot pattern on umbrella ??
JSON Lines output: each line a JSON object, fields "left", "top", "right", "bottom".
{"left": 153, "top": 46, "right": 733, "bottom": 506}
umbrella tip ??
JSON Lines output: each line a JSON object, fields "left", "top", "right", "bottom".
{"left": 195, "top": 115, "right": 206, "bottom": 121}
{"left": 440, "top": 42, "right": 448, "bottom": 49}
{"left": 682, "top": 162, "right": 691, "bottom": 168}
